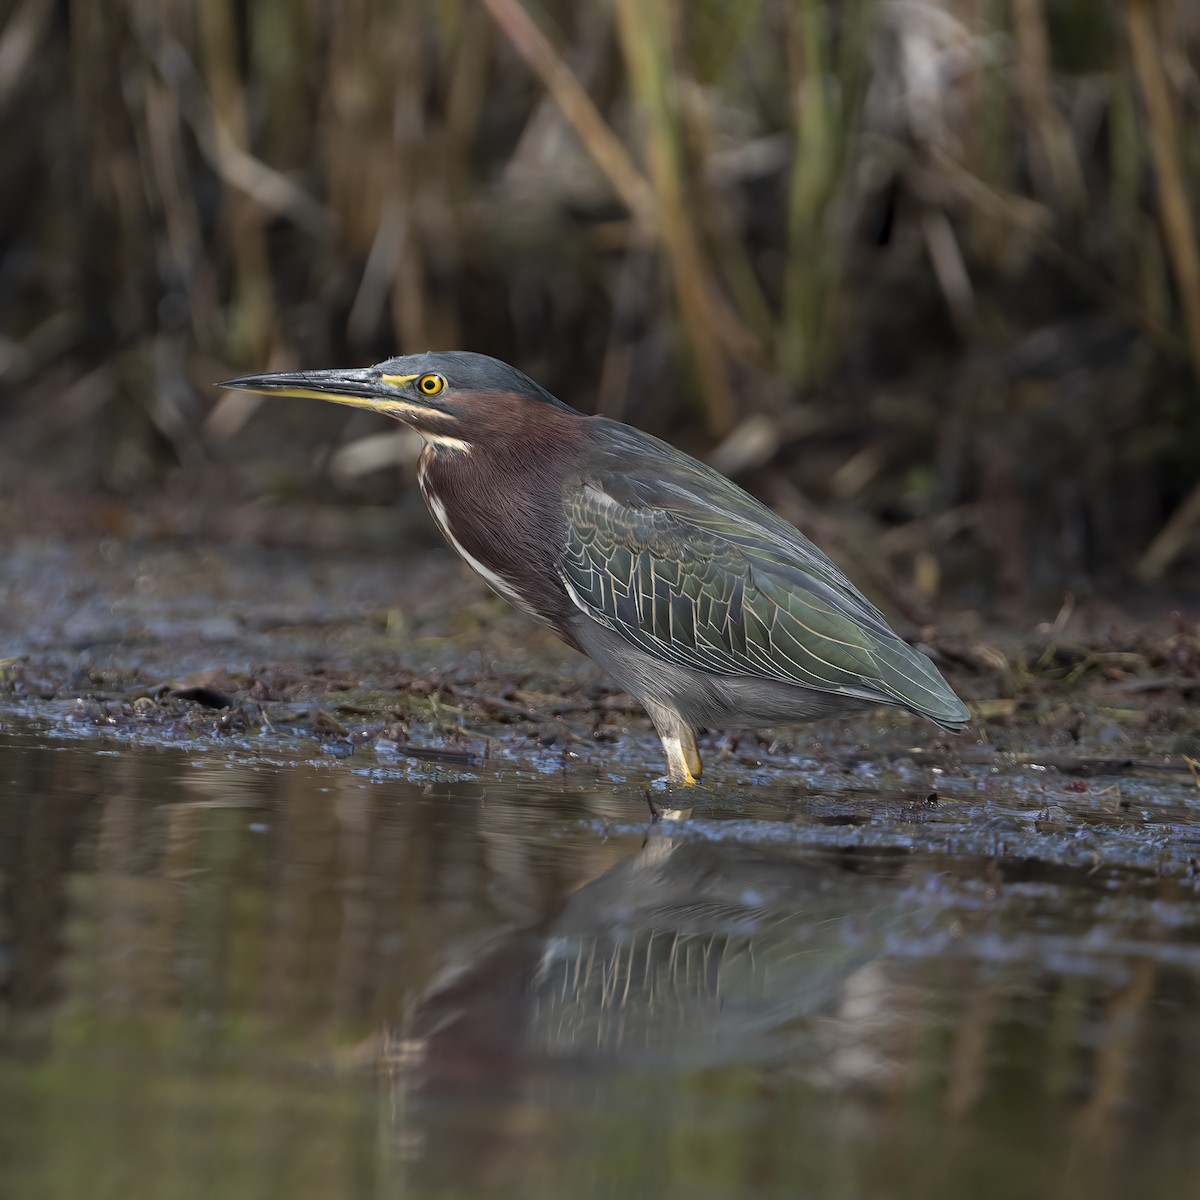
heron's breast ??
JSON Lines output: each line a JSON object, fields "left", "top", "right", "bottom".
{"left": 417, "top": 443, "right": 577, "bottom": 629}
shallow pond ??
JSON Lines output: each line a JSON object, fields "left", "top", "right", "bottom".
{"left": 0, "top": 711, "right": 1198, "bottom": 1200}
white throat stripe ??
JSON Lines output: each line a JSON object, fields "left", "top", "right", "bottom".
{"left": 423, "top": 492, "right": 540, "bottom": 619}
{"left": 422, "top": 433, "right": 471, "bottom": 453}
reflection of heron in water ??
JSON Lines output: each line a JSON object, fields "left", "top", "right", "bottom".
{"left": 526, "top": 837, "right": 926, "bottom": 1069}
{"left": 402, "top": 832, "right": 932, "bottom": 1085}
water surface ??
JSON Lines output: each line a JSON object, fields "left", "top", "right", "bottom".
{"left": 0, "top": 715, "right": 1197, "bottom": 1199}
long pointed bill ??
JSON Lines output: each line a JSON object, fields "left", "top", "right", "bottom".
{"left": 217, "top": 367, "right": 422, "bottom": 413}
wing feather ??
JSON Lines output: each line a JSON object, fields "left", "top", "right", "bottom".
{"left": 559, "top": 438, "right": 969, "bottom": 730}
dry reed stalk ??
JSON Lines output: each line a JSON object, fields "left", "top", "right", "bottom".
{"left": 482, "top": 0, "right": 739, "bottom": 432}
{"left": 142, "top": 71, "right": 220, "bottom": 347}
{"left": 612, "top": 0, "right": 734, "bottom": 434}
{"left": 327, "top": 0, "right": 390, "bottom": 254}
{"left": 1011, "top": 0, "right": 1086, "bottom": 213}
{"left": 780, "top": 0, "right": 843, "bottom": 388}
{"left": 1127, "top": 0, "right": 1200, "bottom": 580}
{"left": 479, "top": 0, "right": 656, "bottom": 224}
{"left": 1127, "top": 0, "right": 1200, "bottom": 379}
{"left": 443, "top": 5, "right": 493, "bottom": 202}
{"left": 390, "top": 7, "right": 435, "bottom": 353}
{"left": 198, "top": 0, "right": 274, "bottom": 363}
{"left": 680, "top": 82, "right": 777, "bottom": 353}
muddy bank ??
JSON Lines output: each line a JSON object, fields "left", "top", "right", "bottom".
{"left": 1, "top": 530, "right": 1198, "bottom": 873}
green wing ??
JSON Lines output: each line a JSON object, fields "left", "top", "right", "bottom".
{"left": 560, "top": 424, "right": 969, "bottom": 729}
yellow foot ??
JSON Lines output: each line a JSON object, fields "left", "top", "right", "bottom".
{"left": 661, "top": 731, "right": 703, "bottom": 787}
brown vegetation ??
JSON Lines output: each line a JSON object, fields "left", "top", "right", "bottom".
{"left": 2, "top": 0, "right": 1199, "bottom": 604}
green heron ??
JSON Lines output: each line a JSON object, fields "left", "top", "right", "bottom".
{"left": 220, "top": 352, "right": 969, "bottom": 785}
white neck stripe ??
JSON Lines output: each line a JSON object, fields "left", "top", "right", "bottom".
{"left": 422, "top": 491, "right": 541, "bottom": 620}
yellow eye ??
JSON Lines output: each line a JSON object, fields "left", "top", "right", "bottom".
{"left": 418, "top": 373, "right": 446, "bottom": 396}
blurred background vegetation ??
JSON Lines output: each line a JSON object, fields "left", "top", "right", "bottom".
{"left": 1, "top": 0, "right": 1199, "bottom": 613}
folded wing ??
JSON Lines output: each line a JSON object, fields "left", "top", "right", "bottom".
{"left": 559, "top": 430, "right": 969, "bottom": 730}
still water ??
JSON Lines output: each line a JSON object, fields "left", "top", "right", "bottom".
{"left": 0, "top": 715, "right": 1197, "bottom": 1199}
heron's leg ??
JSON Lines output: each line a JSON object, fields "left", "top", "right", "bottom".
{"left": 646, "top": 704, "right": 702, "bottom": 786}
